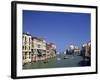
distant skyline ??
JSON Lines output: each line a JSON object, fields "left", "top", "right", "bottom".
{"left": 23, "top": 10, "right": 90, "bottom": 52}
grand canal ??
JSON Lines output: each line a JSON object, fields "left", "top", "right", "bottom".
{"left": 23, "top": 54, "right": 90, "bottom": 69}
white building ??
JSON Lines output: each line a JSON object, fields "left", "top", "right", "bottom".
{"left": 66, "top": 45, "right": 80, "bottom": 55}
{"left": 74, "top": 46, "right": 80, "bottom": 54}
{"left": 31, "top": 37, "right": 46, "bottom": 61}
{"left": 22, "top": 32, "right": 57, "bottom": 63}
{"left": 22, "top": 32, "right": 32, "bottom": 64}
{"left": 69, "top": 45, "right": 75, "bottom": 50}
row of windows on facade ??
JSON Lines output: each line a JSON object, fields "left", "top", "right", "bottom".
{"left": 23, "top": 44, "right": 43, "bottom": 50}
{"left": 23, "top": 46, "right": 31, "bottom": 50}
{"left": 23, "top": 36, "right": 44, "bottom": 44}
{"left": 23, "top": 50, "right": 46, "bottom": 59}
{"left": 23, "top": 52, "right": 31, "bottom": 59}
{"left": 23, "top": 36, "right": 31, "bottom": 44}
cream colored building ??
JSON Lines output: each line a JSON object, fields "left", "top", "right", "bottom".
{"left": 74, "top": 46, "right": 80, "bottom": 54}
{"left": 46, "top": 43, "right": 56, "bottom": 58}
{"left": 31, "top": 37, "right": 46, "bottom": 61}
{"left": 22, "top": 33, "right": 32, "bottom": 64}
{"left": 22, "top": 32, "right": 57, "bottom": 63}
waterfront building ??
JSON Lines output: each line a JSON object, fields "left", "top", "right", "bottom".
{"left": 31, "top": 37, "right": 46, "bottom": 61}
{"left": 46, "top": 43, "right": 52, "bottom": 58}
{"left": 82, "top": 41, "right": 91, "bottom": 58}
{"left": 65, "top": 45, "right": 80, "bottom": 55}
{"left": 22, "top": 32, "right": 32, "bottom": 64}
{"left": 46, "top": 43, "right": 56, "bottom": 58}
{"left": 22, "top": 32, "right": 57, "bottom": 64}
{"left": 50, "top": 43, "right": 56, "bottom": 57}
{"left": 74, "top": 46, "right": 80, "bottom": 55}
{"left": 67, "top": 45, "right": 74, "bottom": 54}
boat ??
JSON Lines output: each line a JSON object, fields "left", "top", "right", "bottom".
{"left": 43, "top": 58, "right": 48, "bottom": 63}
{"left": 64, "top": 56, "right": 69, "bottom": 59}
{"left": 57, "top": 58, "right": 61, "bottom": 60}
{"left": 43, "top": 61, "right": 48, "bottom": 63}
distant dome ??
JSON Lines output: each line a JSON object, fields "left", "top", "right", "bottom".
{"left": 69, "top": 45, "right": 74, "bottom": 49}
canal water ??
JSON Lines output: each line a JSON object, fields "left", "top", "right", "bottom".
{"left": 23, "top": 54, "right": 90, "bottom": 69}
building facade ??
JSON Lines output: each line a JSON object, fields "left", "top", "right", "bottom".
{"left": 31, "top": 37, "right": 46, "bottom": 62}
{"left": 46, "top": 43, "right": 56, "bottom": 59}
{"left": 74, "top": 46, "right": 80, "bottom": 55}
{"left": 22, "top": 33, "right": 32, "bottom": 64}
{"left": 82, "top": 42, "right": 91, "bottom": 58}
{"left": 66, "top": 45, "right": 80, "bottom": 55}
{"left": 22, "top": 32, "right": 57, "bottom": 64}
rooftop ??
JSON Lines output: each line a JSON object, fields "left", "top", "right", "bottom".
{"left": 23, "top": 32, "right": 32, "bottom": 36}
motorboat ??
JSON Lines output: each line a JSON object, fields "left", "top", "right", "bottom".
{"left": 64, "top": 56, "right": 69, "bottom": 59}
{"left": 57, "top": 57, "right": 61, "bottom": 60}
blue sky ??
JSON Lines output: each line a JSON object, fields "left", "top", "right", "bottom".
{"left": 23, "top": 10, "right": 90, "bottom": 52}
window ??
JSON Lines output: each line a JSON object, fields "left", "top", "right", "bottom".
{"left": 38, "top": 44, "right": 41, "bottom": 48}
{"left": 29, "top": 46, "right": 30, "bottom": 50}
{"left": 25, "top": 46, "right": 26, "bottom": 50}
{"left": 25, "top": 36, "right": 27, "bottom": 44}
{"left": 29, "top": 38, "right": 31, "bottom": 45}
{"left": 29, "top": 52, "right": 31, "bottom": 59}
{"left": 31, "top": 49, "right": 33, "bottom": 53}
{"left": 25, "top": 52, "right": 27, "bottom": 59}
{"left": 32, "top": 42, "right": 34, "bottom": 47}
{"left": 23, "top": 36, "right": 24, "bottom": 39}
{"left": 23, "top": 56, "right": 24, "bottom": 59}
{"left": 23, "top": 46, "right": 24, "bottom": 50}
